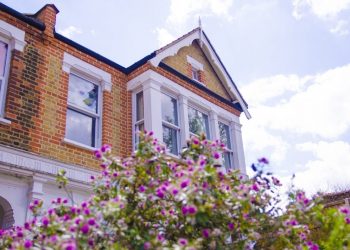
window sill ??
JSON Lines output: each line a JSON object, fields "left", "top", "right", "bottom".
{"left": 63, "top": 138, "right": 98, "bottom": 152}
{"left": 0, "top": 117, "right": 11, "bottom": 125}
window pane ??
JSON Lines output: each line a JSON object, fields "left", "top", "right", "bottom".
{"left": 161, "top": 94, "right": 178, "bottom": 125}
{"left": 68, "top": 74, "right": 98, "bottom": 113}
{"left": 223, "top": 152, "right": 232, "bottom": 170}
{"left": 188, "top": 107, "right": 210, "bottom": 138}
{"left": 136, "top": 92, "right": 144, "bottom": 121}
{"left": 66, "top": 109, "right": 95, "bottom": 147}
{"left": 134, "top": 122, "right": 144, "bottom": 147}
{"left": 219, "top": 122, "right": 231, "bottom": 149}
{"left": 192, "top": 69, "right": 199, "bottom": 81}
{"left": 0, "top": 41, "right": 8, "bottom": 77}
{"left": 163, "top": 125, "right": 178, "bottom": 155}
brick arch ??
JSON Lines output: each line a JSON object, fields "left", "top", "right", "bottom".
{"left": 0, "top": 196, "right": 14, "bottom": 229}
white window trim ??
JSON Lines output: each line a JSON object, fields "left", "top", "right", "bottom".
{"left": 186, "top": 55, "right": 203, "bottom": 71}
{"left": 62, "top": 53, "right": 110, "bottom": 150}
{"left": 62, "top": 52, "right": 112, "bottom": 92}
{"left": 161, "top": 91, "right": 181, "bottom": 156}
{"left": 0, "top": 21, "right": 26, "bottom": 124}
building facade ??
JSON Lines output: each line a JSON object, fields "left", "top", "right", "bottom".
{"left": 0, "top": 3, "right": 250, "bottom": 228}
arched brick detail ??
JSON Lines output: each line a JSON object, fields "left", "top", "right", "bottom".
{"left": 0, "top": 196, "right": 14, "bottom": 229}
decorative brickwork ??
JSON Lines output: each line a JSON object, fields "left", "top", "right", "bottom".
{"left": 162, "top": 40, "right": 231, "bottom": 100}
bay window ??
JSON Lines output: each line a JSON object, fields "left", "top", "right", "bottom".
{"left": 161, "top": 93, "right": 180, "bottom": 155}
{"left": 219, "top": 121, "right": 234, "bottom": 170}
{"left": 65, "top": 73, "right": 100, "bottom": 148}
{"left": 188, "top": 106, "right": 210, "bottom": 139}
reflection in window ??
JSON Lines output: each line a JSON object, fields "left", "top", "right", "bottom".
{"left": 0, "top": 41, "right": 9, "bottom": 115}
{"left": 66, "top": 74, "right": 99, "bottom": 147}
{"left": 161, "top": 93, "right": 179, "bottom": 155}
{"left": 135, "top": 92, "right": 144, "bottom": 147}
{"left": 219, "top": 122, "right": 233, "bottom": 170}
{"left": 188, "top": 106, "right": 210, "bottom": 138}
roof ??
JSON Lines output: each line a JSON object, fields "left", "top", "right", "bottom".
{"left": 0, "top": 2, "right": 250, "bottom": 118}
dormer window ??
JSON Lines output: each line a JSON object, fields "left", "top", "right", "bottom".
{"left": 187, "top": 56, "right": 204, "bottom": 83}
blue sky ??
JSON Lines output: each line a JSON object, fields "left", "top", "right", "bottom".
{"left": 4, "top": 0, "right": 350, "bottom": 195}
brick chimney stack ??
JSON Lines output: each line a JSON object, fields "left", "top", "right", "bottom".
{"left": 34, "top": 4, "right": 59, "bottom": 37}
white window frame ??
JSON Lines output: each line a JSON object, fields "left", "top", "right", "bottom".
{"left": 187, "top": 103, "right": 211, "bottom": 139}
{"left": 218, "top": 119, "right": 234, "bottom": 170}
{"left": 133, "top": 89, "right": 145, "bottom": 149}
{"left": 0, "top": 20, "right": 26, "bottom": 125}
{"left": 64, "top": 72, "right": 102, "bottom": 150}
{"left": 62, "top": 52, "right": 112, "bottom": 151}
{"left": 161, "top": 91, "right": 181, "bottom": 156}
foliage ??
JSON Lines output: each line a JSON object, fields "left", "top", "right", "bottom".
{"left": 0, "top": 132, "right": 349, "bottom": 249}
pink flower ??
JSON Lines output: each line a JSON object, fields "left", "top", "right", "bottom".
{"left": 88, "top": 218, "right": 96, "bottom": 226}
{"left": 213, "top": 152, "right": 220, "bottom": 159}
{"left": 187, "top": 205, "right": 197, "bottom": 215}
{"left": 42, "top": 217, "right": 49, "bottom": 227}
{"left": 144, "top": 242, "right": 151, "bottom": 249}
{"left": 178, "top": 238, "right": 188, "bottom": 246}
{"left": 94, "top": 150, "right": 102, "bottom": 159}
{"left": 340, "top": 207, "right": 350, "bottom": 215}
{"left": 251, "top": 183, "right": 259, "bottom": 192}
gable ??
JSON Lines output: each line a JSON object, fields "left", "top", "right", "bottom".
{"left": 161, "top": 40, "right": 232, "bottom": 101}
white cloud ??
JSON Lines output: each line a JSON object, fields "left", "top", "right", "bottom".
{"left": 330, "top": 20, "right": 350, "bottom": 35}
{"left": 292, "top": 0, "right": 350, "bottom": 20}
{"left": 294, "top": 141, "right": 350, "bottom": 194}
{"left": 58, "top": 26, "right": 82, "bottom": 38}
{"left": 243, "top": 64, "right": 350, "bottom": 139}
{"left": 154, "top": 27, "right": 176, "bottom": 47}
{"left": 167, "top": 0, "right": 233, "bottom": 27}
{"left": 292, "top": 0, "right": 350, "bottom": 35}
{"left": 155, "top": 0, "right": 234, "bottom": 47}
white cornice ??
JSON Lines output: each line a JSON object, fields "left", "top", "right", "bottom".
{"left": 0, "top": 20, "right": 26, "bottom": 52}
{"left": 0, "top": 145, "right": 98, "bottom": 184}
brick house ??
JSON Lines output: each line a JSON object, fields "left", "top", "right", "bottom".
{"left": 0, "top": 3, "right": 250, "bottom": 228}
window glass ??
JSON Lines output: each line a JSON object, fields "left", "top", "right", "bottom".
{"left": 66, "top": 109, "right": 95, "bottom": 147}
{"left": 219, "top": 122, "right": 232, "bottom": 149}
{"left": 192, "top": 68, "right": 199, "bottom": 81}
{"left": 0, "top": 41, "right": 8, "bottom": 77}
{"left": 68, "top": 74, "right": 98, "bottom": 113}
{"left": 163, "top": 125, "right": 178, "bottom": 155}
{"left": 161, "top": 93, "right": 178, "bottom": 125}
{"left": 136, "top": 92, "right": 144, "bottom": 121}
{"left": 219, "top": 122, "right": 233, "bottom": 169}
{"left": 188, "top": 106, "right": 210, "bottom": 138}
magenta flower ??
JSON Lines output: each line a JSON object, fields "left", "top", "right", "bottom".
{"left": 139, "top": 185, "right": 146, "bottom": 192}
{"left": 258, "top": 157, "right": 269, "bottom": 164}
{"left": 228, "top": 222, "right": 234, "bottom": 231}
{"left": 42, "top": 217, "right": 49, "bottom": 227}
{"left": 88, "top": 218, "right": 96, "bottom": 226}
{"left": 180, "top": 179, "right": 190, "bottom": 189}
{"left": 340, "top": 207, "right": 350, "bottom": 215}
{"left": 202, "top": 228, "right": 210, "bottom": 238}
{"left": 213, "top": 152, "right": 220, "bottom": 159}
{"left": 81, "top": 224, "right": 90, "bottom": 234}
{"left": 24, "top": 240, "right": 32, "bottom": 249}
{"left": 94, "top": 150, "right": 102, "bottom": 159}
{"left": 182, "top": 206, "right": 188, "bottom": 215}
{"left": 187, "top": 205, "right": 197, "bottom": 215}
{"left": 172, "top": 188, "right": 179, "bottom": 196}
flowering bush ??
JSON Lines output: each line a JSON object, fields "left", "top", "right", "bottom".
{"left": 0, "top": 132, "right": 349, "bottom": 249}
